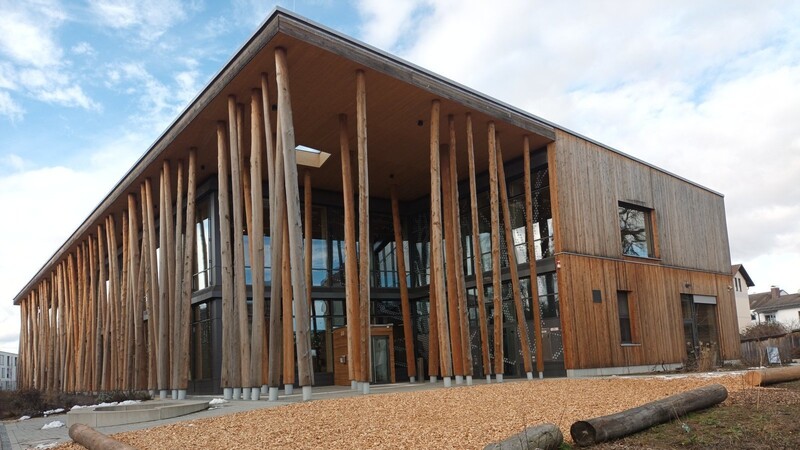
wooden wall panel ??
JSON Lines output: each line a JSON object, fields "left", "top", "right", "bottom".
{"left": 558, "top": 254, "right": 739, "bottom": 371}
{"left": 552, "top": 130, "right": 731, "bottom": 274}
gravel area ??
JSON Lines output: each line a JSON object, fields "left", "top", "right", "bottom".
{"left": 57, "top": 374, "right": 750, "bottom": 449}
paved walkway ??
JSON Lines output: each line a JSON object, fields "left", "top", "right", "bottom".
{"left": 0, "top": 380, "right": 451, "bottom": 449}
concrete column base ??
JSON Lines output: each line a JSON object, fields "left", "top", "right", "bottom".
{"left": 496, "top": 374, "right": 504, "bottom": 383}
{"left": 443, "top": 377, "right": 452, "bottom": 387}
{"left": 409, "top": 376, "right": 416, "bottom": 383}
{"left": 242, "top": 389, "right": 251, "bottom": 401}
{"left": 486, "top": 375, "right": 491, "bottom": 383}
{"left": 172, "top": 389, "right": 178, "bottom": 399}
{"left": 261, "top": 385, "right": 268, "bottom": 395}
{"left": 159, "top": 390, "right": 168, "bottom": 399}
{"left": 526, "top": 372, "right": 534, "bottom": 380}
{"left": 177, "top": 390, "right": 187, "bottom": 400}
{"left": 361, "top": 382, "right": 370, "bottom": 395}
{"left": 268, "top": 387, "right": 279, "bottom": 401}
{"left": 351, "top": 380, "right": 358, "bottom": 390}
{"left": 285, "top": 384, "right": 294, "bottom": 395}
{"left": 250, "top": 387, "right": 261, "bottom": 401}
{"left": 466, "top": 375, "right": 473, "bottom": 385}
{"left": 430, "top": 375, "right": 437, "bottom": 383}
{"left": 223, "top": 387, "right": 233, "bottom": 400}
{"left": 232, "top": 387, "right": 242, "bottom": 400}
{"left": 539, "top": 372, "right": 544, "bottom": 379}
{"left": 302, "top": 385, "right": 312, "bottom": 401}
{"left": 455, "top": 375, "right": 463, "bottom": 385}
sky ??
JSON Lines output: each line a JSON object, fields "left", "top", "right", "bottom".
{"left": 1, "top": 0, "right": 799, "bottom": 353}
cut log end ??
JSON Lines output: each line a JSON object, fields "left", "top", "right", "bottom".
{"left": 569, "top": 421, "right": 596, "bottom": 447}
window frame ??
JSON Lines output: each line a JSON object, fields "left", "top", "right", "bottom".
{"left": 618, "top": 202, "right": 656, "bottom": 259}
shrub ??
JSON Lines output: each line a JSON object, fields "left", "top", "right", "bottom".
{"left": 741, "top": 322, "right": 788, "bottom": 340}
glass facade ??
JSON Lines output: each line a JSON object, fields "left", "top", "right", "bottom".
{"left": 190, "top": 157, "right": 557, "bottom": 386}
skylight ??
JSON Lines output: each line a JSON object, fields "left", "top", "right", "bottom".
{"left": 295, "top": 145, "right": 330, "bottom": 168}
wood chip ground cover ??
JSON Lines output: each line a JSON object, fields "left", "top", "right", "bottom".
{"left": 56, "top": 375, "right": 750, "bottom": 449}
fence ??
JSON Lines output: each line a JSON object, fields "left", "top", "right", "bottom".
{"left": 740, "top": 331, "right": 800, "bottom": 366}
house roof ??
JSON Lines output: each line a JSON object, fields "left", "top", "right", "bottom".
{"left": 749, "top": 290, "right": 800, "bottom": 313}
{"left": 731, "top": 264, "right": 755, "bottom": 287}
{"left": 12, "top": 8, "right": 724, "bottom": 306}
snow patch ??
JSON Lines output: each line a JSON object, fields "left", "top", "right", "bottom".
{"left": 19, "top": 415, "right": 31, "bottom": 421}
{"left": 42, "top": 408, "right": 64, "bottom": 416}
{"left": 208, "top": 398, "right": 227, "bottom": 405}
{"left": 41, "top": 421, "right": 64, "bottom": 430}
{"left": 35, "top": 443, "right": 58, "bottom": 449}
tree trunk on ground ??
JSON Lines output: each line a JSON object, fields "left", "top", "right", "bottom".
{"left": 483, "top": 423, "right": 563, "bottom": 450}
{"left": 69, "top": 424, "right": 137, "bottom": 450}
{"left": 744, "top": 366, "right": 800, "bottom": 386}
{"left": 570, "top": 384, "right": 728, "bottom": 446}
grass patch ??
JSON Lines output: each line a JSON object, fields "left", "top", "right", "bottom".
{"left": 593, "top": 381, "right": 800, "bottom": 449}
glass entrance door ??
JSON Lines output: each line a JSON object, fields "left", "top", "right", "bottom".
{"left": 680, "top": 294, "right": 720, "bottom": 365}
{"left": 371, "top": 336, "right": 391, "bottom": 384}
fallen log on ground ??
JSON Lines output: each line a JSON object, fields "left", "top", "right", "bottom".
{"left": 570, "top": 383, "right": 727, "bottom": 446}
{"left": 743, "top": 365, "right": 800, "bottom": 386}
{"left": 483, "top": 423, "right": 563, "bottom": 450}
{"left": 68, "top": 423, "right": 137, "bottom": 450}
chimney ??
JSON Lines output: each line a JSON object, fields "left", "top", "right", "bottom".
{"left": 771, "top": 286, "right": 781, "bottom": 300}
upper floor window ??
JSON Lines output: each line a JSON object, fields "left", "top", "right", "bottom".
{"left": 618, "top": 202, "right": 653, "bottom": 258}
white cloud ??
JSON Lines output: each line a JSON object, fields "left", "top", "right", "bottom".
{"left": 356, "top": 0, "right": 430, "bottom": 51}
{"left": 0, "top": 91, "right": 24, "bottom": 121}
{"left": 0, "top": 0, "right": 65, "bottom": 67}
{"left": 71, "top": 41, "right": 96, "bottom": 56}
{"left": 0, "top": 0, "right": 99, "bottom": 116}
{"left": 89, "top": 0, "right": 195, "bottom": 42}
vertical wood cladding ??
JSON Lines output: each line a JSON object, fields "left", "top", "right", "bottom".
{"left": 557, "top": 254, "right": 740, "bottom": 370}
{"left": 551, "top": 130, "right": 731, "bottom": 274}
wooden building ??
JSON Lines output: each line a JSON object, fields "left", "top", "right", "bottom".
{"left": 12, "top": 9, "right": 738, "bottom": 397}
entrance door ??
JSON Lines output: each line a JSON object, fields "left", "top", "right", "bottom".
{"left": 371, "top": 335, "right": 391, "bottom": 384}
{"left": 680, "top": 294, "right": 720, "bottom": 365}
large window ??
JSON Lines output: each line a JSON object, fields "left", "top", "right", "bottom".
{"left": 618, "top": 202, "right": 653, "bottom": 258}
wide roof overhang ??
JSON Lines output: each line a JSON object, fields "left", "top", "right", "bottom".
{"left": 13, "top": 8, "right": 556, "bottom": 305}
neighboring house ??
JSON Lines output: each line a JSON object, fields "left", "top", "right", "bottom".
{"left": 11, "top": 8, "right": 739, "bottom": 396}
{"left": 732, "top": 264, "right": 755, "bottom": 332}
{"left": 750, "top": 287, "right": 800, "bottom": 328}
{"left": 0, "top": 351, "right": 18, "bottom": 390}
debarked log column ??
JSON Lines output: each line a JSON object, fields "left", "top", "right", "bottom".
{"left": 275, "top": 47, "right": 314, "bottom": 401}
{"left": 429, "top": 99, "right": 453, "bottom": 386}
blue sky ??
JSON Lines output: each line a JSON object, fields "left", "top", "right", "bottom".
{"left": 2, "top": 0, "right": 800, "bottom": 352}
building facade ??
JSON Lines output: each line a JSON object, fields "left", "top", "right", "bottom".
{"left": 0, "top": 351, "right": 18, "bottom": 391}
{"left": 732, "top": 264, "right": 755, "bottom": 331}
{"left": 12, "top": 9, "right": 739, "bottom": 397}
{"left": 750, "top": 287, "right": 800, "bottom": 328}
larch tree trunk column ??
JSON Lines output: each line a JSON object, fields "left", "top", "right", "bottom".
{"left": 496, "top": 138, "right": 534, "bottom": 378}
{"left": 217, "top": 122, "right": 236, "bottom": 399}
{"left": 440, "top": 145, "right": 464, "bottom": 381}
{"left": 275, "top": 47, "right": 314, "bottom": 398}
{"left": 465, "top": 113, "right": 491, "bottom": 379}
{"left": 171, "top": 161, "right": 185, "bottom": 397}
{"left": 448, "top": 116, "right": 473, "bottom": 382}
{"left": 249, "top": 91, "right": 266, "bottom": 400}
{"left": 523, "top": 136, "right": 545, "bottom": 378}
{"left": 429, "top": 99, "right": 453, "bottom": 385}
{"left": 390, "top": 186, "right": 416, "bottom": 382}
{"left": 179, "top": 149, "right": 197, "bottom": 395}
{"left": 487, "top": 122, "right": 504, "bottom": 380}
{"left": 229, "top": 96, "right": 251, "bottom": 398}
{"left": 339, "top": 114, "right": 361, "bottom": 387}
{"left": 355, "top": 70, "right": 371, "bottom": 390}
